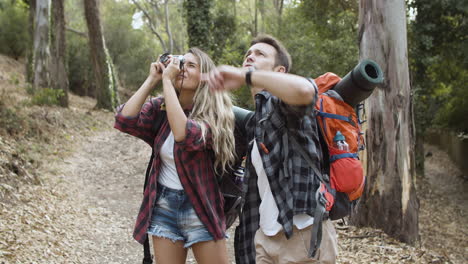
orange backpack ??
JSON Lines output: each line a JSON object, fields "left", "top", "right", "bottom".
{"left": 314, "top": 72, "right": 366, "bottom": 219}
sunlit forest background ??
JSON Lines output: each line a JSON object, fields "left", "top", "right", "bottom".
{"left": 1, "top": 0, "right": 465, "bottom": 134}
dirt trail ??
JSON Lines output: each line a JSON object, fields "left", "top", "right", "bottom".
{"left": 44, "top": 120, "right": 238, "bottom": 263}
{"left": 43, "top": 124, "right": 467, "bottom": 264}
{"left": 2, "top": 118, "right": 466, "bottom": 263}
{"left": 59, "top": 128, "right": 148, "bottom": 263}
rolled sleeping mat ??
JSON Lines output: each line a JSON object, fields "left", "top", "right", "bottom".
{"left": 333, "top": 59, "right": 384, "bottom": 107}
{"left": 233, "top": 106, "right": 253, "bottom": 126}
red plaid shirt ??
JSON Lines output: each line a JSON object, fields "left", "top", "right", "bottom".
{"left": 114, "top": 97, "right": 226, "bottom": 244}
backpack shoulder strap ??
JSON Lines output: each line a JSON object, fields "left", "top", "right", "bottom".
{"left": 142, "top": 110, "right": 166, "bottom": 264}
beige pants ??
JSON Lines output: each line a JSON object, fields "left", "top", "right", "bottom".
{"left": 254, "top": 220, "right": 338, "bottom": 264}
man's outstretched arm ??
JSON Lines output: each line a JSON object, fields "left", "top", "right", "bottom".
{"left": 205, "top": 65, "right": 315, "bottom": 106}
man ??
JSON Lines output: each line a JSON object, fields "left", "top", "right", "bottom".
{"left": 207, "top": 35, "right": 337, "bottom": 264}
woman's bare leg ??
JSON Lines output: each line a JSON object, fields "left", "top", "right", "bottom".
{"left": 152, "top": 236, "right": 188, "bottom": 264}
{"left": 191, "top": 239, "right": 229, "bottom": 264}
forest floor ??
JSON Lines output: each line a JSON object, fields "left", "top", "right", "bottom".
{"left": 0, "top": 54, "right": 466, "bottom": 264}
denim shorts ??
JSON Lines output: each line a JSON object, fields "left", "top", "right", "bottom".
{"left": 147, "top": 184, "right": 214, "bottom": 248}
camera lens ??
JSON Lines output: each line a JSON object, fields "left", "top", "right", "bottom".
{"left": 177, "top": 55, "right": 185, "bottom": 69}
{"left": 159, "top": 53, "right": 170, "bottom": 65}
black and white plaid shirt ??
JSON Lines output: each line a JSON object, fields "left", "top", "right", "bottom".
{"left": 234, "top": 81, "right": 324, "bottom": 264}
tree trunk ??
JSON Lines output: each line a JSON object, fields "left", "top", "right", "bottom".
{"left": 274, "top": 0, "right": 283, "bottom": 35}
{"left": 254, "top": 0, "right": 258, "bottom": 36}
{"left": 33, "top": 0, "right": 50, "bottom": 90}
{"left": 83, "top": 0, "right": 119, "bottom": 110}
{"left": 184, "top": 0, "right": 212, "bottom": 48}
{"left": 352, "top": 0, "right": 419, "bottom": 244}
{"left": 163, "top": 0, "right": 173, "bottom": 53}
{"left": 27, "top": 0, "right": 36, "bottom": 84}
{"left": 50, "top": 0, "right": 69, "bottom": 106}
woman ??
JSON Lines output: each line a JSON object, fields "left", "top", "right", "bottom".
{"left": 114, "top": 48, "right": 235, "bottom": 264}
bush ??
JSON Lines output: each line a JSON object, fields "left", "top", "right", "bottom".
{"left": 0, "top": 1, "right": 30, "bottom": 59}
{"left": 66, "top": 33, "right": 95, "bottom": 97}
{"left": 0, "top": 100, "right": 25, "bottom": 136}
{"left": 31, "top": 88, "right": 65, "bottom": 106}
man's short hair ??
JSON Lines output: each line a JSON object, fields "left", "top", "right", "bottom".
{"left": 251, "top": 35, "right": 292, "bottom": 73}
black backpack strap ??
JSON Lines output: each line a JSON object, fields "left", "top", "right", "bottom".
{"left": 143, "top": 237, "right": 153, "bottom": 264}
{"left": 141, "top": 108, "right": 166, "bottom": 264}
{"left": 142, "top": 153, "right": 154, "bottom": 264}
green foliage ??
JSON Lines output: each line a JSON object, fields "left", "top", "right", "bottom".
{"left": 25, "top": 83, "right": 34, "bottom": 95}
{"left": 0, "top": 100, "right": 25, "bottom": 136}
{"left": 102, "top": 1, "right": 156, "bottom": 90}
{"left": 9, "top": 73, "right": 20, "bottom": 86}
{"left": 232, "top": 86, "right": 254, "bottom": 110}
{"left": 0, "top": 0, "right": 30, "bottom": 59}
{"left": 64, "top": 0, "right": 161, "bottom": 94}
{"left": 31, "top": 88, "right": 65, "bottom": 106}
{"left": 66, "top": 32, "right": 94, "bottom": 96}
{"left": 409, "top": 0, "right": 468, "bottom": 132}
{"left": 65, "top": 0, "right": 94, "bottom": 96}
{"left": 184, "top": 0, "right": 213, "bottom": 49}
{"left": 280, "top": 0, "right": 359, "bottom": 77}
{"left": 210, "top": 7, "right": 236, "bottom": 61}
{"left": 209, "top": 0, "right": 250, "bottom": 66}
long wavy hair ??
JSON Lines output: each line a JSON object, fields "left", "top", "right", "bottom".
{"left": 186, "top": 47, "right": 236, "bottom": 173}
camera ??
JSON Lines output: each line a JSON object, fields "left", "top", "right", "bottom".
{"left": 159, "top": 53, "right": 185, "bottom": 69}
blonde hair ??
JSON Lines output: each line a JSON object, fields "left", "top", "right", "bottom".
{"left": 187, "top": 47, "right": 236, "bottom": 173}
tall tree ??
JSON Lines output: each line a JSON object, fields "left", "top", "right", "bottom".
{"left": 272, "top": 0, "right": 283, "bottom": 35}
{"left": 28, "top": 0, "right": 68, "bottom": 106}
{"left": 211, "top": 0, "right": 236, "bottom": 60}
{"left": 352, "top": 0, "right": 419, "bottom": 244}
{"left": 184, "top": 0, "right": 212, "bottom": 48}
{"left": 50, "top": 0, "right": 68, "bottom": 106}
{"left": 26, "top": 0, "right": 36, "bottom": 84}
{"left": 32, "top": 0, "right": 50, "bottom": 90}
{"left": 83, "top": 0, "right": 119, "bottom": 110}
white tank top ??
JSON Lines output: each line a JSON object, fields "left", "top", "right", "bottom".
{"left": 158, "top": 132, "right": 183, "bottom": 190}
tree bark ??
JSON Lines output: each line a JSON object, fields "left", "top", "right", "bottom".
{"left": 50, "top": 0, "right": 69, "bottom": 106}
{"left": 83, "top": 0, "right": 119, "bottom": 110}
{"left": 27, "top": 0, "right": 36, "bottom": 84}
{"left": 163, "top": 0, "right": 173, "bottom": 53}
{"left": 352, "top": 0, "right": 419, "bottom": 244}
{"left": 33, "top": 0, "right": 50, "bottom": 90}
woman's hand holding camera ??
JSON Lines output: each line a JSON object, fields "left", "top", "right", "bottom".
{"left": 161, "top": 56, "right": 181, "bottom": 82}
{"left": 147, "top": 55, "right": 164, "bottom": 87}
{"left": 146, "top": 55, "right": 181, "bottom": 88}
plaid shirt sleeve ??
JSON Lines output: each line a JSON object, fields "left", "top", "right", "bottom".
{"left": 114, "top": 97, "right": 163, "bottom": 146}
{"left": 175, "top": 120, "right": 213, "bottom": 151}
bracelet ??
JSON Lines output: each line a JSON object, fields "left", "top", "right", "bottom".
{"left": 245, "top": 68, "right": 254, "bottom": 87}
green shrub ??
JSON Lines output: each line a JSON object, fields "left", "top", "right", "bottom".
{"left": 9, "top": 73, "right": 20, "bottom": 85}
{"left": 24, "top": 83, "right": 34, "bottom": 95}
{"left": 0, "top": 100, "right": 25, "bottom": 136}
{"left": 31, "top": 88, "right": 65, "bottom": 106}
{"left": 0, "top": 1, "right": 30, "bottom": 59}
